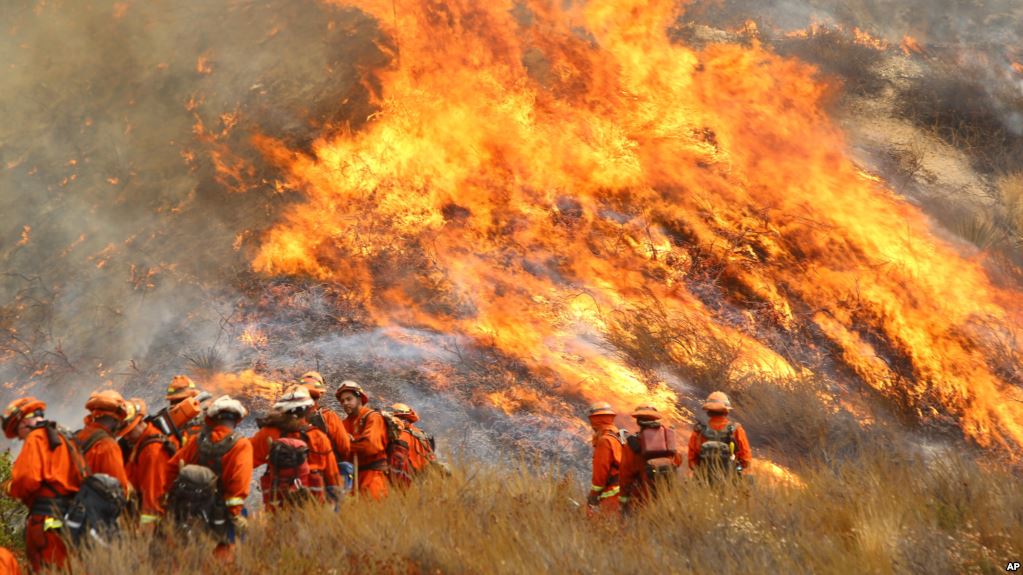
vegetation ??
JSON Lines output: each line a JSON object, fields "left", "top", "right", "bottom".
{"left": 57, "top": 445, "right": 1023, "bottom": 575}
{"left": 0, "top": 452, "right": 25, "bottom": 553}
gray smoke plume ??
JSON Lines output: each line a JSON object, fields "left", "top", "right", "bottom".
{"left": 0, "top": 0, "right": 387, "bottom": 414}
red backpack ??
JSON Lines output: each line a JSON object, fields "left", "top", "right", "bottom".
{"left": 628, "top": 423, "right": 679, "bottom": 485}
{"left": 265, "top": 437, "right": 312, "bottom": 506}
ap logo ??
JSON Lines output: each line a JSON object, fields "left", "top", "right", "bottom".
{"left": 1007, "top": 562, "right": 1021, "bottom": 572}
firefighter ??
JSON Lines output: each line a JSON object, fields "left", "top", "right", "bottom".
{"left": 585, "top": 402, "right": 623, "bottom": 514}
{"left": 336, "top": 381, "right": 389, "bottom": 500}
{"left": 0, "top": 547, "right": 20, "bottom": 575}
{"left": 619, "top": 405, "right": 681, "bottom": 513}
{"left": 250, "top": 386, "right": 343, "bottom": 509}
{"left": 121, "top": 398, "right": 175, "bottom": 526}
{"left": 390, "top": 403, "right": 436, "bottom": 475}
{"left": 1, "top": 397, "right": 84, "bottom": 571}
{"left": 75, "top": 390, "right": 133, "bottom": 494}
{"left": 299, "top": 371, "right": 351, "bottom": 464}
{"left": 165, "top": 375, "right": 206, "bottom": 443}
{"left": 166, "top": 395, "right": 253, "bottom": 560}
{"left": 688, "top": 391, "right": 752, "bottom": 480}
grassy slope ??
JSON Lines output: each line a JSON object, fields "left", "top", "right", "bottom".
{"left": 63, "top": 449, "right": 1023, "bottom": 575}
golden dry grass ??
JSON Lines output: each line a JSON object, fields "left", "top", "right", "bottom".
{"left": 56, "top": 447, "right": 1023, "bottom": 575}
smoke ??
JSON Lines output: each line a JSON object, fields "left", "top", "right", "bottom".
{"left": 0, "top": 0, "right": 387, "bottom": 411}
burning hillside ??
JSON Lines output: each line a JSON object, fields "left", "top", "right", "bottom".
{"left": 2, "top": 0, "right": 1022, "bottom": 465}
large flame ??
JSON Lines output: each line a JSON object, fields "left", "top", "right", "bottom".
{"left": 248, "top": 0, "right": 1023, "bottom": 452}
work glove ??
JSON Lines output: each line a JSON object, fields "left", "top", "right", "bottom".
{"left": 326, "top": 485, "right": 344, "bottom": 502}
{"left": 230, "top": 513, "right": 248, "bottom": 534}
{"left": 586, "top": 491, "right": 601, "bottom": 507}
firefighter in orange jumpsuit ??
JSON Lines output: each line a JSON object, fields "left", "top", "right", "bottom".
{"left": 688, "top": 391, "right": 752, "bottom": 475}
{"left": 166, "top": 395, "right": 253, "bottom": 560}
{"left": 585, "top": 402, "right": 622, "bottom": 514}
{"left": 1, "top": 397, "right": 84, "bottom": 571}
{"left": 337, "top": 381, "right": 389, "bottom": 500}
{"left": 390, "top": 403, "right": 435, "bottom": 475}
{"left": 619, "top": 405, "right": 682, "bottom": 512}
{"left": 250, "top": 386, "right": 342, "bottom": 508}
{"left": 0, "top": 547, "right": 20, "bottom": 575}
{"left": 165, "top": 375, "right": 206, "bottom": 443}
{"left": 75, "top": 390, "right": 133, "bottom": 494}
{"left": 121, "top": 398, "right": 175, "bottom": 526}
{"left": 300, "top": 371, "right": 351, "bottom": 463}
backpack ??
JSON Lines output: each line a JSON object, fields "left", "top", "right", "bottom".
{"left": 695, "top": 422, "right": 740, "bottom": 479}
{"left": 63, "top": 474, "right": 126, "bottom": 544}
{"left": 375, "top": 412, "right": 411, "bottom": 486}
{"left": 165, "top": 464, "right": 220, "bottom": 529}
{"left": 166, "top": 431, "right": 239, "bottom": 532}
{"left": 64, "top": 427, "right": 127, "bottom": 543}
{"left": 627, "top": 423, "right": 679, "bottom": 487}
{"left": 265, "top": 437, "right": 313, "bottom": 506}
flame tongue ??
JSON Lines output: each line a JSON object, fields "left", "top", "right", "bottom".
{"left": 251, "top": 0, "right": 1023, "bottom": 451}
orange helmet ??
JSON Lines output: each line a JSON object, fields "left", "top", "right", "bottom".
{"left": 2, "top": 397, "right": 47, "bottom": 439}
{"left": 85, "top": 389, "right": 128, "bottom": 421}
{"left": 630, "top": 405, "right": 662, "bottom": 421}
{"left": 299, "top": 371, "right": 326, "bottom": 400}
{"left": 166, "top": 375, "right": 200, "bottom": 402}
{"left": 335, "top": 380, "right": 368, "bottom": 405}
{"left": 587, "top": 402, "right": 616, "bottom": 418}
{"left": 702, "top": 391, "right": 732, "bottom": 413}
{"left": 118, "top": 397, "right": 148, "bottom": 438}
{"left": 390, "top": 403, "right": 419, "bottom": 423}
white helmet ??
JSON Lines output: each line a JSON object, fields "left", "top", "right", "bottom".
{"left": 205, "top": 395, "right": 248, "bottom": 420}
{"left": 273, "top": 386, "right": 314, "bottom": 413}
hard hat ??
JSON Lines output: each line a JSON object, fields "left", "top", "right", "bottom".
{"left": 702, "top": 391, "right": 733, "bottom": 413}
{"left": 335, "top": 380, "right": 368, "bottom": 405}
{"left": 118, "top": 397, "right": 148, "bottom": 438}
{"left": 204, "top": 395, "right": 248, "bottom": 421}
{"left": 274, "top": 386, "right": 315, "bottom": 414}
{"left": 390, "top": 403, "right": 419, "bottom": 423}
{"left": 587, "top": 402, "right": 616, "bottom": 418}
{"left": 85, "top": 389, "right": 128, "bottom": 420}
{"left": 299, "top": 371, "right": 326, "bottom": 400}
{"left": 166, "top": 375, "right": 200, "bottom": 402}
{"left": 2, "top": 397, "right": 46, "bottom": 439}
{"left": 630, "top": 405, "right": 662, "bottom": 421}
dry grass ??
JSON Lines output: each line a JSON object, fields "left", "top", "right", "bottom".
{"left": 52, "top": 445, "right": 1023, "bottom": 575}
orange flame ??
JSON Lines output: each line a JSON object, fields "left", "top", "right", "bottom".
{"left": 202, "top": 369, "right": 283, "bottom": 401}
{"left": 247, "top": 0, "right": 1023, "bottom": 452}
{"left": 900, "top": 35, "right": 924, "bottom": 56}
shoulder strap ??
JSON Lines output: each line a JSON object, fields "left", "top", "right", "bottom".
{"left": 136, "top": 433, "right": 176, "bottom": 460}
{"left": 77, "top": 427, "right": 112, "bottom": 455}
{"left": 196, "top": 431, "right": 239, "bottom": 476}
{"left": 308, "top": 410, "right": 327, "bottom": 434}
{"left": 602, "top": 428, "right": 625, "bottom": 446}
{"left": 45, "top": 422, "right": 91, "bottom": 480}
{"left": 355, "top": 409, "right": 377, "bottom": 435}
{"left": 626, "top": 434, "right": 641, "bottom": 454}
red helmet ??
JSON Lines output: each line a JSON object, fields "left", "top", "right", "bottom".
{"left": 166, "top": 375, "right": 200, "bottom": 402}
{"left": 299, "top": 371, "right": 326, "bottom": 400}
{"left": 85, "top": 389, "right": 128, "bottom": 421}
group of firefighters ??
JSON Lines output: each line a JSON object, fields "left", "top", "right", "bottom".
{"left": 0, "top": 372, "right": 437, "bottom": 573}
{"left": 585, "top": 391, "right": 752, "bottom": 513}
{"left": 0, "top": 370, "right": 751, "bottom": 574}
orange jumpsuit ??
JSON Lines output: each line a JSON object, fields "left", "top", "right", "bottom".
{"left": 126, "top": 423, "right": 176, "bottom": 524}
{"left": 342, "top": 406, "right": 389, "bottom": 500}
{"left": 619, "top": 431, "right": 682, "bottom": 507}
{"left": 313, "top": 407, "right": 351, "bottom": 462}
{"left": 0, "top": 547, "right": 20, "bottom": 575}
{"left": 589, "top": 425, "right": 622, "bottom": 513}
{"left": 7, "top": 425, "right": 83, "bottom": 571}
{"left": 687, "top": 415, "right": 752, "bottom": 471}
{"left": 250, "top": 424, "right": 342, "bottom": 507}
{"left": 166, "top": 425, "right": 253, "bottom": 559}
{"left": 75, "top": 423, "right": 132, "bottom": 493}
